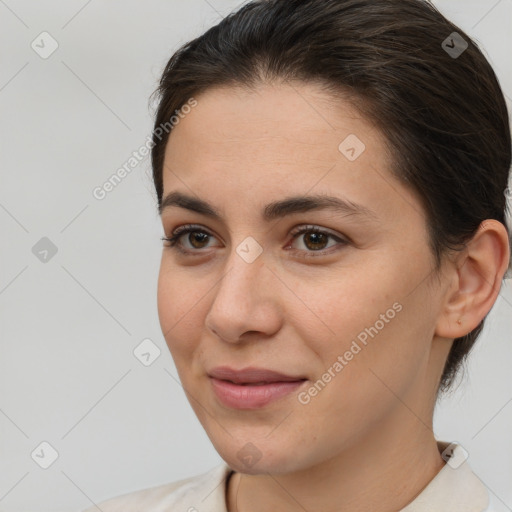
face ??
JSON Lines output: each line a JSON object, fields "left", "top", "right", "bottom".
{"left": 157, "top": 82, "right": 448, "bottom": 475}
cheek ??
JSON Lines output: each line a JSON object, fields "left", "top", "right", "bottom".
{"left": 156, "top": 266, "right": 178, "bottom": 337}
{"left": 295, "top": 302, "right": 429, "bottom": 451}
{"left": 157, "top": 255, "right": 202, "bottom": 324}
{"left": 157, "top": 260, "right": 203, "bottom": 353}
{"left": 300, "top": 258, "right": 434, "bottom": 395}
{"left": 295, "top": 268, "right": 395, "bottom": 351}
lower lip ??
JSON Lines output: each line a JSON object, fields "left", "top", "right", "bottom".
{"left": 210, "top": 377, "right": 307, "bottom": 409}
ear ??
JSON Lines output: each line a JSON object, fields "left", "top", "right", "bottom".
{"left": 435, "top": 219, "right": 510, "bottom": 338}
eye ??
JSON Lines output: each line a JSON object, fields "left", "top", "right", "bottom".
{"left": 161, "top": 224, "right": 349, "bottom": 258}
{"left": 161, "top": 224, "right": 218, "bottom": 254}
{"left": 287, "top": 225, "right": 348, "bottom": 258}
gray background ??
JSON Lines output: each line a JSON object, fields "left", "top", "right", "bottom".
{"left": 0, "top": 1, "right": 511, "bottom": 511}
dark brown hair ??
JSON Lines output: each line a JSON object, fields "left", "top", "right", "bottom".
{"left": 149, "top": 0, "right": 511, "bottom": 392}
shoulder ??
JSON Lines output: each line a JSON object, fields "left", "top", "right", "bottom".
{"left": 484, "top": 492, "right": 502, "bottom": 512}
{"left": 80, "top": 463, "right": 233, "bottom": 512}
{"left": 401, "top": 442, "right": 492, "bottom": 511}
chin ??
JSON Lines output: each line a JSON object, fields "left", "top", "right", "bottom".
{"left": 213, "top": 436, "right": 311, "bottom": 475}
{"left": 224, "top": 453, "right": 296, "bottom": 475}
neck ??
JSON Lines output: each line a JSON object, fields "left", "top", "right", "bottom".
{"left": 226, "top": 406, "right": 445, "bottom": 512}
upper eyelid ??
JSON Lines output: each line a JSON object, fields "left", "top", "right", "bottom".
{"left": 169, "top": 223, "right": 342, "bottom": 237}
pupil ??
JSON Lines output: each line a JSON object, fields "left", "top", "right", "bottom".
{"left": 306, "top": 232, "right": 326, "bottom": 250}
{"left": 190, "top": 232, "right": 208, "bottom": 248}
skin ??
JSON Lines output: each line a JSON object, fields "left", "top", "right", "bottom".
{"left": 156, "top": 81, "right": 510, "bottom": 512}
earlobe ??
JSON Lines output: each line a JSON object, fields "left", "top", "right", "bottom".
{"left": 435, "top": 219, "right": 510, "bottom": 339}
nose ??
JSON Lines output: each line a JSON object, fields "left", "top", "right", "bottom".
{"left": 205, "top": 248, "right": 282, "bottom": 344}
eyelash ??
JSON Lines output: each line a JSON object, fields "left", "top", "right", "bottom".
{"left": 161, "top": 224, "right": 348, "bottom": 259}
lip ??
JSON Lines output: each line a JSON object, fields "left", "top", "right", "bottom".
{"left": 208, "top": 366, "right": 306, "bottom": 384}
{"left": 208, "top": 366, "right": 307, "bottom": 409}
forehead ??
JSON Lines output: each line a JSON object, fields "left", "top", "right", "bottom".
{"left": 161, "top": 82, "right": 422, "bottom": 225}
{"left": 165, "top": 82, "right": 382, "bottom": 164}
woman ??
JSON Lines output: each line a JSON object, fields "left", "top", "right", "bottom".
{"left": 82, "top": 0, "right": 511, "bottom": 510}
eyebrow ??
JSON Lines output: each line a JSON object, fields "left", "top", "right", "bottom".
{"left": 159, "top": 191, "right": 378, "bottom": 223}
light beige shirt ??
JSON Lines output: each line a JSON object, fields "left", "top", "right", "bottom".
{"left": 81, "top": 442, "right": 493, "bottom": 511}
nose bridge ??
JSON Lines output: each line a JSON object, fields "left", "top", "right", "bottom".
{"left": 205, "top": 236, "right": 274, "bottom": 341}
{"left": 216, "top": 238, "right": 267, "bottom": 307}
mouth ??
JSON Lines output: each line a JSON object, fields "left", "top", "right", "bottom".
{"left": 208, "top": 366, "right": 308, "bottom": 409}
{"left": 223, "top": 381, "right": 285, "bottom": 386}
{"left": 208, "top": 365, "right": 307, "bottom": 384}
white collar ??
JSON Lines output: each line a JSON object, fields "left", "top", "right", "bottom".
{"left": 189, "top": 442, "right": 489, "bottom": 512}
{"left": 93, "top": 441, "right": 489, "bottom": 511}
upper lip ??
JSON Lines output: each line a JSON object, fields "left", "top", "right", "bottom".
{"left": 208, "top": 366, "right": 307, "bottom": 384}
